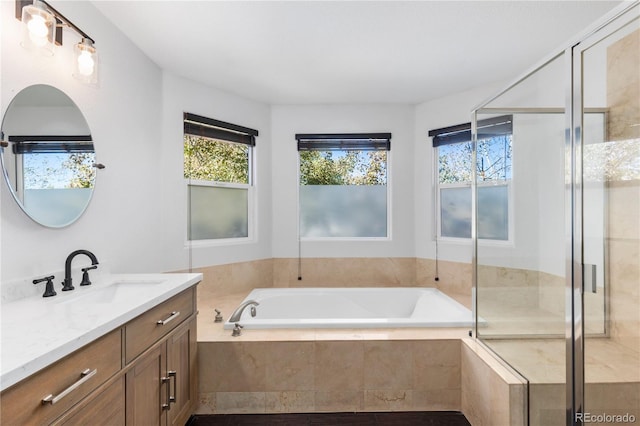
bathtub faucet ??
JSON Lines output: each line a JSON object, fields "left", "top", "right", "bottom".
{"left": 228, "top": 300, "right": 259, "bottom": 323}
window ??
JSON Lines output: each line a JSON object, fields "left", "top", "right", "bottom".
{"left": 430, "top": 116, "right": 512, "bottom": 241}
{"left": 183, "top": 113, "right": 258, "bottom": 241}
{"left": 296, "top": 133, "right": 391, "bottom": 238}
{"left": 7, "top": 138, "right": 95, "bottom": 227}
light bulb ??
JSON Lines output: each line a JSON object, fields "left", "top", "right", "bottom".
{"left": 74, "top": 39, "right": 98, "bottom": 84}
{"left": 77, "top": 50, "right": 95, "bottom": 76}
{"left": 20, "top": 3, "right": 55, "bottom": 54}
{"left": 27, "top": 15, "right": 48, "bottom": 39}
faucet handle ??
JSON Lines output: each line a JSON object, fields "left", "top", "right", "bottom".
{"left": 33, "top": 275, "right": 57, "bottom": 298}
{"left": 80, "top": 265, "right": 98, "bottom": 286}
{"left": 214, "top": 309, "right": 223, "bottom": 323}
{"left": 231, "top": 323, "right": 243, "bottom": 337}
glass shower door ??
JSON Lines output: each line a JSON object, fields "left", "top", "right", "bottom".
{"left": 474, "top": 52, "right": 570, "bottom": 426}
{"left": 575, "top": 6, "right": 640, "bottom": 424}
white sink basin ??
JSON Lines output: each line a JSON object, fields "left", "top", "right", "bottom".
{"left": 55, "top": 280, "right": 166, "bottom": 305}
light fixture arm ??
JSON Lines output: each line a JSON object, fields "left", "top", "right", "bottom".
{"left": 15, "top": 0, "right": 95, "bottom": 46}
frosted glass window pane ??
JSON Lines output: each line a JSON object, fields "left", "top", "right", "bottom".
{"left": 440, "top": 186, "right": 509, "bottom": 240}
{"left": 189, "top": 185, "right": 248, "bottom": 240}
{"left": 437, "top": 133, "right": 512, "bottom": 241}
{"left": 477, "top": 185, "right": 509, "bottom": 240}
{"left": 300, "top": 185, "right": 387, "bottom": 237}
{"left": 440, "top": 187, "right": 471, "bottom": 238}
{"left": 24, "top": 188, "right": 92, "bottom": 227}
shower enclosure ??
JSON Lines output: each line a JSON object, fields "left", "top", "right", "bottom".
{"left": 473, "top": 3, "right": 639, "bottom": 425}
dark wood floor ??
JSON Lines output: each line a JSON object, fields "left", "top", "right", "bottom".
{"left": 187, "top": 411, "right": 471, "bottom": 425}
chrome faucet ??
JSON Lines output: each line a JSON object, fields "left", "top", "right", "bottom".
{"left": 228, "top": 300, "right": 259, "bottom": 323}
{"left": 62, "top": 249, "right": 99, "bottom": 291}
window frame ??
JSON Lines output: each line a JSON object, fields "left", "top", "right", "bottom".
{"left": 430, "top": 117, "right": 514, "bottom": 244}
{"left": 183, "top": 113, "right": 257, "bottom": 246}
{"left": 296, "top": 133, "right": 392, "bottom": 241}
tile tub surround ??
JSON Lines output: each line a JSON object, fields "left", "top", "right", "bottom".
{"left": 192, "top": 257, "right": 473, "bottom": 308}
{"left": 193, "top": 259, "right": 274, "bottom": 300}
{"left": 273, "top": 258, "right": 418, "bottom": 288}
{"left": 0, "top": 272, "right": 202, "bottom": 391}
{"left": 196, "top": 291, "right": 524, "bottom": 421}
{"left": 461, "top": 339, "right": 527, "bottom": 426}
{"left": 198, "top": 339, "right": 463, "bottom": 414}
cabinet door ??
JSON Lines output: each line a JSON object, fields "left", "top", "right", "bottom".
{"left": 125, "top": 344, "right": 168, "bottom": 426}
{"left": 167, "top": 317, "right": 197, "bottom": 426}
{"left": 53, "top": 376, "right": 125, "bottom": 426}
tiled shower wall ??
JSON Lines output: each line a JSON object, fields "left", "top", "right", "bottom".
{"left": 606, "top": 28, "right": 639, "bottom": 353}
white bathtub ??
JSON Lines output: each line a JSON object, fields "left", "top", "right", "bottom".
{"left": 223, "top": 287, "right": 474, "bottom": 329}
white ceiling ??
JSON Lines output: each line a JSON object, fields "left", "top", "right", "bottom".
{"left": 92, "top": 1, "right": 624, "bottom": 105}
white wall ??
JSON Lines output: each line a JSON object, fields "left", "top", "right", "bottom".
{"left": 1, "top": 1, "right": 166, "bottom": 281}
{"left": 1, "top": 1, "right": 272, "bottom": 285}
{"left": 414, "top": 83, "right": 505, "bottom": 264}
{"left": 271, "top": 104, "right": 415, "bottom": 258}
{"left": 1, "top": 0, "right": 578, "bottom": 288}
{"left": 160, "top": 72, "right": 272, "bottom": 270}
{"left": 414, "top": 75, "right": 570, "bottom": 277}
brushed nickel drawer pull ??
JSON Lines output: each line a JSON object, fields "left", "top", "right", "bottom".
{"left": 161, "top": 375, "right": 171, "bottom": 410}
{"left": 156, "top": 311, "right": 180, "bottom": 326}
{"left": 168, "top": 370, "right": 177, "bottom": 404}
{"left": 41, "top": 368, "right": 97, "bottom": 405}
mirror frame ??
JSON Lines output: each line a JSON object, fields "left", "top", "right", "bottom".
{"left": 1, "top": 84, "right": 98, "bottom": 228}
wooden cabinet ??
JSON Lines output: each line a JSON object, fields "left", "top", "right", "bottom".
{"left": 125, "top": 316, "right": 197, "bottom": 426}
{"left": 126, "top": 343, "right": 167, "bottom": 425}
{"left": 0, "top": 329, "right": 122, "bottom": 426}
{"left": 167, "top": 317, "right": 197, "bottom": 426}
{"left": 52, "top": 377, "right": 126, "bottom": 426}
{"left": 125, "top": 289, "right": 195, "bottom": 364}
{"left": 0, "top": 285, "right": 198, "bottom": 426}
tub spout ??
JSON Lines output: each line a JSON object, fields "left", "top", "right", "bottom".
{"left": 229, "top": 300, "right": 259, "bottom": 323}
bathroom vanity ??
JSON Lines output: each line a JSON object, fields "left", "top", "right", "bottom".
{"left": 0, "top": 273, "right": 201, "bottom": 425}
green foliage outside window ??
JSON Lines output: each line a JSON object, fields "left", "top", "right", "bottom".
{"left": 184, "top": 135, "right": 249, "bottom": 184}
{"left": 299, "top": 150, "right": 387, "bottom": 185}
{"left": 24, "top": 152, "right": 95, "bottom": 189}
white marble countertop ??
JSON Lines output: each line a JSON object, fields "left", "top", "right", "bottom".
{"left": 0, "top": 272, "right": 202, "bottom": 392}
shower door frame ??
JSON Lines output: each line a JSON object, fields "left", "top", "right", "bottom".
{"left": 567, "top": 4, "right": 639, "bottom": 425}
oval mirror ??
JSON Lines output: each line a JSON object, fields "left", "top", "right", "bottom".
{"left": 1, "top": 85, "right": 97, "bottom": 228}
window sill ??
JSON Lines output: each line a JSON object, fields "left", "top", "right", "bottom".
{"left": 185, "top": 237, "right": 255, "bottom": 248}
{"left": 300, "top": 237, "right": 391, "bottom": 242}
{"left": 436, "top": 237, "right": 514, "bottom": 248}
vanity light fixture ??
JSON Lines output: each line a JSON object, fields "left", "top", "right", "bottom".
{"left": 19, "top": 0, "right": 55, "bottom": 55}
{"left": 16, "top": 0, "right": 98, "bottom": 84}
{"left": 73, "top": 38, "right": 98, "bottom": 84}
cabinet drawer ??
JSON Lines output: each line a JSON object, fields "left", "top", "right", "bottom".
{"left": 0, "top": 329, "right": 121, "bottom": 426}
{"left": 52, "top": 376, "right": 125, "bottom": 426}
{"left": 125, "top": 288, "right": 194, "bottom": 364}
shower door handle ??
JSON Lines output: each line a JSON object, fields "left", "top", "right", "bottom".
{"left": 583, "top": 264, "right": 597, "bottom": 294}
